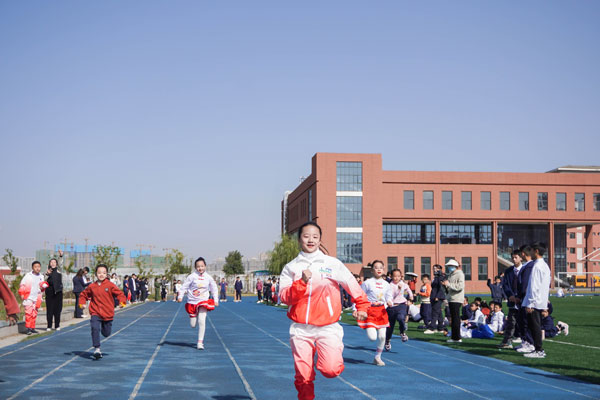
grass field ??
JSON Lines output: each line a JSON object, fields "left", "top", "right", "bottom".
{"left": 341, "top": 295, "right": 600, "bottom": 385}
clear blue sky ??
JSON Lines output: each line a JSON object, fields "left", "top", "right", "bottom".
{"left": 1, "top": 1, "right": 599, "bottom": 261}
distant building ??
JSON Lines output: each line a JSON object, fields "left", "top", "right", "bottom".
{"left": 282, "top": 153, "right": 600, "bottom": 292}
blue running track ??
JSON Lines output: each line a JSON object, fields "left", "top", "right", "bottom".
{"left": 1, "top": 300, "right": 599, "bottom": 399}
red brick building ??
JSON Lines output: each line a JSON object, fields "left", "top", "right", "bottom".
{"left": 283, "top": 154, "right": 600, "bottom": 292}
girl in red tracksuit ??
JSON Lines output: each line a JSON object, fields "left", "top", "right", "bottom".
{"left": 279, "top": 222, "right": 370, "bottom": 400}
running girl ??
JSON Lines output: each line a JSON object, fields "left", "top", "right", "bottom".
{"left": 359, "top": 260, "right": 392, "bottom": 366}
{"left": 279, "top": 221, "right": 369, "bottom": 400}
{"left": 178, "top": 257, "right": 219, "bottom": 350}
{"left": 385, "top": 268, "right": 413, "bottom": 350}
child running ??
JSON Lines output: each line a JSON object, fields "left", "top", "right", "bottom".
{"left": 279, "top": 222, "right": 369, "bottom": 400}
{"left": 79, "top": 264, "right": 127, "bottom": 359}
{"left": 18, "top": 261, "right": 49, "bottom": 335}
{"left": 359, "top": 260, "right": 393, "bottom": 366}
{"left": 385, "top": 268, "right": 413, "bottom": 350}
{"left": 178, "top": 257, "right": 219, "bottom": 350}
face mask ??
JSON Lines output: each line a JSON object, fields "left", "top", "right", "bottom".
{"left": 448, "top": 266, "right": 456, "bottom": 273}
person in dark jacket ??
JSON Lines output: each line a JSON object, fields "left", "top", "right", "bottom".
{"left": 498, "top": 250, "right": 524, "bottom": 348}
{"left": 45, "top": 252, "right": 64, "bottom": 330}
{"left": 426, "top": 264, "right": 447, "bottom": 332}
{"left": 487, "top": 276, "right": 505, "bottom": 305}
{"left": 72, "top": 269, "right": 90, "bottom": 318}
{"left": 234, "top": 276, "right": 243, "bottom": 302}
{"left": 515, "top": 245, "right": 534, "bottom": 349}
{"left": 123, "top": 275, "right": 130, "bottom": 303}
{"left": 129, "top": 274, "right": 139, "bottom": 303}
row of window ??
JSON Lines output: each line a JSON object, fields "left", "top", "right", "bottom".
{"left": 383, "top": 223, "right": 493, "bottom": 245}
{"left": 403, "top": 190, "right": 600, "bottom": 212}
{"left": 337, "top": 162, "right": 362, "bottom": 192}
{"left": 387, "top": 256, "right": 488, "bottom": 281}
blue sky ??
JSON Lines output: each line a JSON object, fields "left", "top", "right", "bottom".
{"left": 1, "top": 1, "right": 599, "bottom": 261}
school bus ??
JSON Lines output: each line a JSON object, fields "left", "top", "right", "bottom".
{"left": 573, "top": 275, "right": 600, "bottom": 288}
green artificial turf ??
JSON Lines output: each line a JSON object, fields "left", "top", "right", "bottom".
{"left": 341, "top": 295, "right": 600, "bottom": 385}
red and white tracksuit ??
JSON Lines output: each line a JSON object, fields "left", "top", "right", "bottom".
{"left": 178, "top": 271, "right": 218, "bottom": 345}
{"left": 18, "top": 272, "right": 48, "bottom": 329}
{"left": 279, "top": 250, "right": 369, "bottom": 400}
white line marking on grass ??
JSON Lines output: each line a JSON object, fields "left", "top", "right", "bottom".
{"left": 6, "top": 305, "right": 159, "bottom": 400}
{"left": 223, "top": 306, "right": 377, "bottom": 399}
{"left": 545, "top": 339, "right": 600, "bottom": 350}
{"left": 403, "top": 343, "right": 597, "bottom": 399}
{"left": 207, "top": 316, "right": 257, "bottom": 400}
{"left": 0, "top": 302, "right": 145, "bottom": 358}
{"left": 128, "top": 305, "right": 181, "bottom": 399}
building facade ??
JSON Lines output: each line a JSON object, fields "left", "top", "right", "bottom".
{"left": 283, "top": 153, "right": 600, "bottom": 292}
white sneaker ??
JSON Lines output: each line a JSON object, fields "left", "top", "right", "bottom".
{"left": 423, "top": 329, "right": 435, "bottom": 334}
{"left": 446, "top": 339, "right": 462, "bottom": 343}
{"left": 93, "top": 348, "right": 103, "bottom": 359}
{"left": 559, "top": 321, "right": 569, "bottom": 336}
{"left": 56, "top": 327, "right": 61, "bottom": 331}
{"left": 516, "top": 342, "right": 535, "bottom": 353}
{"left": 512, "top": 338, "right": 522, "bottom": 344}
{"left": 197, "top": 342, "right": 204, "bottom": 350}
{"left": 524, "top": 350, "right": 546, "bottom": 358}
{"left": 401, "top": 334, "right": 409, "bottom": 342}
{"left": 373, "top": 357, "right": 385, "bottom": 366}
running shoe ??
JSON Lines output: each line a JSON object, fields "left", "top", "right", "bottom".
{"left": 197, "top": 342, "right": 204, "bottom": 350}
{"left": 558, "top": 321, "right": 569, "bottom": 336}
{"left": 516, "top": 342, "right": 535, "bottom": 353}
{"left": 401, "top": 334, "right": 409, "bottom": 342}
{"left": 30, "top": 329, "right": 39, "bottom": 334}
{"left": 524, "top": 350, "right": 546, "bottom": 359}
{"left": 423, "top": 329, "right": 436, "bottom": 334}
{"left": 373, "top": 358, "right": 385, "bottom": 367}
{"left": 497, "top": 342, "right": 513, "bottom": 349}
{"left": 384, "top": 342, "right": 391, "bottom": 351}
{"left": 446, "top": 339, "right": 462, "bottom": 343}
{"left": 93, "top": 348, "right": 103, "bottom": 360}
{"left": 512, "top": 337, "right": 522, "bottom": 344}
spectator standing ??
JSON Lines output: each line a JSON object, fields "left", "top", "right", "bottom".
{"left": 442, "top": 259, "right": 465, "bottom": 343}
{"left": 425, "top": 264, "right": 447, "bottom": 334}
{"left": 45, "top": 252, "right": 64, "bottom": 331}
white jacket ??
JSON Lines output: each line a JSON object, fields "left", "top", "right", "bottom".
{"left": 489, "top": 310, "right": 505, "bottom": 332}
{"left": 178, "top": 271, "right": 218, "bottom": 305}
{"left": 19, "top": 272, "right": 45, "bottom": 306}
{"left": 522, "top": 258, "right": 550, "bottom": 310}
{"left": 361, "top": 278, "right": 393, "bottom": 307}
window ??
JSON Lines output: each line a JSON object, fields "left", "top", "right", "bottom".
{"left": 569, "top": 233, "right": 576, "bottom": 239}
{"left": 462, "top": 257, "right": 471, "bottom": 280}
{"left": 569, "top": 248, "right": 576, "bottom": 254}
{"left": 480, "top": 191, "right": 491, "bottom": 210}
{"left": 569, "top": 262, "right": 576, "bottom": 269}
{"left": 336, "top": 162, "right": 362, "bottom": 191}
{"left": 404, "top": 190, "right": 414, "bottom": 210}
{"left": 387, "top": 257, "right": 398, "bottom": 272}
{"left": 595, "top": 193, "right": 600, "bottom": 212}
{"left": 383, "top": 223, "right": 436, "bottom": 244}
{"left": 575, "top": 193, "right": 585, "bottom": 211}
{"left": 478, "top": 257, "right": 488, "bottom": 280}
{"left": 440, "top": 224, "right": 492, "bottom": 244}
{"left": 442, "top": 191, "right": 453, "bottom": 210}
{"left": 519, "top": 192, "right": 529, "bottom": 211}
{"left": 556, "top": 192, "right": 566, "bottom": 211}
{"left": 423, "top": 191, "right": 434, "bottom": 210}
{"left": 308, "top": 189, "right": 313, "bottom": 220}
{"left": 404, "top": 257, "right": 414, "bottom": 274}
{"left": 336, "top": 197, "right": 362, "bottom": 227}
{"left": 461, "top": 191, "right": 472, "bottom": 210}
{"left": 537, "top": 192, "right": 548, "bottom": 211}
{"left": 421, "top": 257, "right": 431, "bottom": 276}
{"left": 337, "top": 233, "right": 362, "bottom": 263}
{"left": 500, "top": 192, "right": 510, "bottom": 210}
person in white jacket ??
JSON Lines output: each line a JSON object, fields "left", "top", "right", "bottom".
{"left": 488, "top": 302, "right": 505, "bottom": 333}
{"left": 18, "top": 261, "right": 49, "bottom": 335}
{"left": 178, "top": 257, "right": 219, "bottom": 350}
{"left": 521, "top": 242, "right": 551, "bottom": 359}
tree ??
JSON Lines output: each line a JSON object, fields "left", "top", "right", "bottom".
{"left": 134, "top": 257, "right": 148, "bottom": 276}
{"left": 267, "top": 235, "right": 300, "bottom": 275}
{"left": 2, "top": 249, "right": 19, "bottom": 274}
{"left": 165, "top": 249, "right": 190, "bottom": 277}
{"left": 223, "top": 250, "right": 244, "bottom": 276}
{"left": 93, "top": 245, "right": 122, "bottom": 272}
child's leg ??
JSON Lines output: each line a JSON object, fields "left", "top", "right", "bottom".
{"left": 90, "top": 316, "right": 102, "bottom": 348}
{"left": 46, "top": 293, "right": 55, "bottom": 329}
{"left": 290, "top": 333, "right": 317, "bottom": 400}
{"left": 101, "top": 319, "right": 113, "bottom": 338}
{"left": 397, "top": 304, "right": 408, "bottom": 334}
{"left": 197, "top": 308, "right": 207, "bottom": 343}
{"left": 314, "top": 323, "right": 345, "bottom": 379}
{"left": 374, "top": 328, "right": 386, "bottom": 359}
{"left": 385, "top": 307, "right": 397, "bottom": 342}
{"left": 25, "top": 304, "right": 37, "bottom": 329}
{"left": 366, "top": 327, "right": 377, "bottom": 341}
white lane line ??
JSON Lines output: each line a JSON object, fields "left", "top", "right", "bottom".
{"left": 207, "top": 316, "right": 257, "bottom": 400}
{"left": 6, "top": 305, "right": 159, "bottom": 400}
{"left": 0, "top": 303, "right": 145, "bottom": 358}
{"left": 223, "top": 306, "right": 377, "bottom": 400}
{"left": 128, "top": 305, "right": 181, "bottom": 399}
{"left": 545, "top": 339, "right": 600, "bottom": 350}
{"left": 403, "top": 343, "right": 597, "bottom": 399}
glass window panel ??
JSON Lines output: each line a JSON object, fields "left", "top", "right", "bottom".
{"left": 442, "top": 191, "right": 453, "bottom": 210}
{"left": 500, "top": 192, "right": 510, "bottom": 210}
{"left": 519, "top": 192, "right": 529, "bottom": 211}
{"left": 556, "top": 192, "right": 566, "bottom": 211}
{"left": 537, "top": 192, "right": 548, "bottom": 211}
{"left": 461, "top": 191, "right": 472, "bottom": 210}
{"left": 480, "top": 191, "right": 491, "bottom": 210}
{"left": 440, "top": 224, "right": 492, "bottom": 244}
{"left": 336, "top": 196, "right": 362, "bottom": 227}
{"left": 478, "top": 257, "right": 488, "bottom": 280}
{"left": 595, "top": 193, "right": 600, "bottom": 212}
{"left": 404, "top": 190, "right": 414, "bottom": 210}
{"left": 462, "top": 257, "right": 472, "bottom": 280}
{"left": 382, "top": 224, "right": 436, "bottom": 244}
{"left": 336, "top": 162, "right": 362, "bottom": 191}
{"left": 337, "top": 233, "right": 362, "bottom": 263}
{"left": 404, "top": 257, "right": 414, "bottom": 274}
{"left": 423, "top": 191, "right": 434, "bottom": 210}
{"left": 387, "top": 257, "right": 398, "bottom": 272}
{"left": 575, "top": 193, "right": 585, "bottom": 211}
{"left": 421, "top": 257, "right": 431, "bottom": 276}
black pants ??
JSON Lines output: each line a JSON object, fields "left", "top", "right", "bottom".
{"left": 517, "top": 307, "right": 533, "bottom": 344}
{"left": 257, "top": 291, "right": 262, "bottom": 301}
{"left": 420, "top": 303, "right": 432, "bottom": 327}
{"left": 527, "top": 308, "right": 544, "bottom": 352}
{"left": 501, "top": 308, "right": 519, "bottom": 344}
{"left": 429, "top": 300, "right": 445, "bottom": 331}
{"left": 235, "top": 290, "right": 242, "bottom": 301}
{"left": 449, "top": 302, "right": 462, "bottom": 340}
{"left": 90, "top": 315, "right": 113, "bottom": 348}
{"left": 46, "top": 290, "right": 63, "bottom": 329}
{"left": 386, "top": 304, "right": 408, "bottom": 341}
{"left": 74, "top": 292, "right": 83, "bottom": 318}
